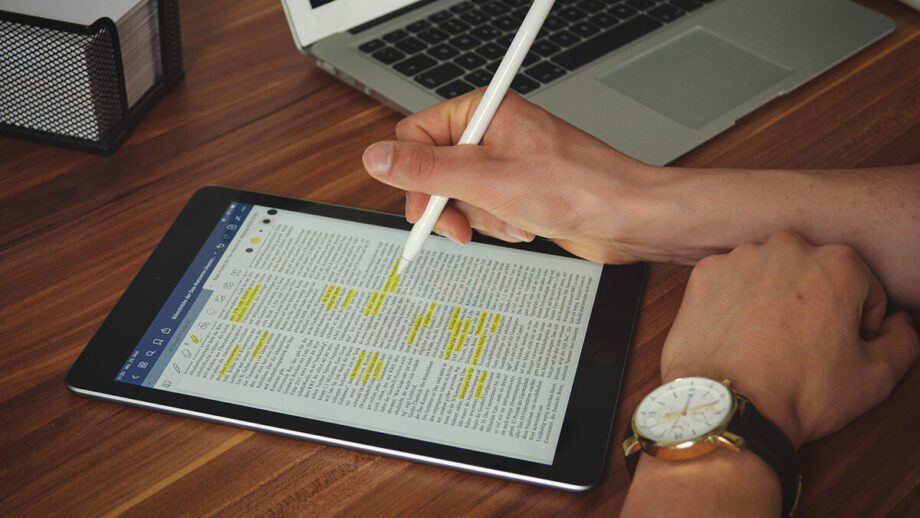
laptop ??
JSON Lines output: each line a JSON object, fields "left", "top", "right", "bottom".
{"left": 280, "top": 0, "right": 893, "bottom": 165}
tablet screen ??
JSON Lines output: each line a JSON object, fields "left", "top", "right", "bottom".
{"left": 115, "top": 201, "right": 602, "bottom": 465}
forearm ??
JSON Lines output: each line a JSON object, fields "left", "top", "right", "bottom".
{"left": 621, "top": 450, "right": 781, "bottom": 518}
{"left": 648, "top": 164, "right": 920, "bottom": 310}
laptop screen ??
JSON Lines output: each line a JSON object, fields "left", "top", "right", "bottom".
{"left": 282, "top": 0, "right": 418, "bottom": 49}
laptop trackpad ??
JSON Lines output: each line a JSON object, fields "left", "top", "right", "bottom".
{"left": 598, "top": 28, "right": 793, "bottom": 129}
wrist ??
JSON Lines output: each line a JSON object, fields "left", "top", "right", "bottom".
{"left": 649, "top": 167, "right": 810, "bottom": 263}
{"left": 623, "top": 448, "right": 781, "bottom": 518}
{"left": 598, "top": 160, "right": 705, "bottom": 264}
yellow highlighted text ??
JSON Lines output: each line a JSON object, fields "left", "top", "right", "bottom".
{"left": 458, "top": 367, "right": 474, "bottom": 399}
{"left": 342, "top": 288, "right": 356, "bottom": 309}
{"left": 252, "top": 332, "right": 269, "bottom": 358}
{"left": 364, "top": 291, "right": 379, "bottom": 316}
{"left": 220, "top": 345, "right": 241, "bottom": 377}
{"left": 457, "top": 319, "right": 471, "bottom": 352}
{"left": 350, "top": 351, "right": 367, "bottom": 380}
{"left": 475, "top": 371, "right": 488, "bottom": 399}
{"left": 408, "top": 315, "right": 423, "bottom": 344}
{"left": 362, "top": 352, "right": 379, "bottom": 383}
{"left": 423, "top": 302, "right": 437, "bottom": 327}
{"left": 490, "top": 313, "right": 502, "bottom": 333}
{"left": 472, "top": 334, "right": 487, "bottom": 366}
{"left": 475, "top": 311, "right": 487, "bottom": 335}
{"left": 326, "top": 286, "right": 342, "bottom": 310}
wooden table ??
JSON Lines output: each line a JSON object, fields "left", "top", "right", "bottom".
{"left": 2, "top": 1, "right": 918, "bottom": 516}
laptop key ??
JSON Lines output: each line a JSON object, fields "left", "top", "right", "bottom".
{"left": 544, "top": 15, "right": 568, "bottom": 31}
{"left": 455, "top": 52, "right": 488, "bottom": 70}
{"left": 570, "top": 21, "right": 601, "bottom": 38}
{"left": 383, "top": 29, "right": 409, "bottom": 43}
{"left": 436, "top": 79, "right": 476, "bottom": 99}
{"left": 492, "top": 16, "right": 520, "bottom": 32}
{"left": 533, "top": 39, "right": 562, "bottom": 57}
{"left": 460, "top": 10, "right": 491, "bottom": 25}
{"left": 394, "top": 54, "right": 437, "bottom": 75}
{"left": 549, "top": 30, "right": 582, "bottom": 47}
{"left": 510, "top": 74, "right": 540, "bottom": 94}
{"left": 450, "top": 1, "right": 475, "bottom": 14}
{"left": 481, "top": 1, "right": 509, "bottom": 16}
{"left": 372, "top": 47, "right": 406, "bottom": 65}
{"left": 525, "top": 61, "right": 567, "bottom": 83}
{"left": 523, "top": 51, "right": 540, "bottom": 66}
{"left": 551, "top": 15, "right": 661, "bottom": 70}
{"left": 358, "top": 39, "right": 386, "bottom": 53}
{"left": 440, "top": 18, "right": 471, "bottom": 35}
{"left": 671, "top": 0, "right": 703, "bottom": 11}
{"left": 465, "top": 69, "right": 493, "bottom": 87}
{"left": 395, "top": 37, "right": 427, "bottom": 55}
{"left": 419, "top": 27, "right": 451, "bottom": 44}
{"left": 406, "top": 20, "right": 431, "bottom": 32}
{"left": 558, "top": 7, "right": 588, "bottom": 22}
{"left": 578, "top": 0, "right": 607, "bottom": 11}
{"left": 471, "top": 25, "right": 502, "bottom": 41}
{"left": 428, "top": 43, "right": 461, "bottom": 60}
{"left": 415, "top": 62, "right": 464, "bottom": 88}
{"left": 450, "top": 34, "right": 482, "bottom": 51}
{"left": 476, "top": 42, "right": 506, "bottom": 60}
{"left": 589, "top": 12, "right": 619, "bottom": 28}
{"left": 429, "top": 10, "right": 453, "bottom": 23}
{"left": 610, "top": 4, "right": 638, "bottom": 19}
{"left": 626, "top": 0, "right": 655, "bottom": 9}
{"left": 648, "top": 4, "right": 685, "bottom": 22}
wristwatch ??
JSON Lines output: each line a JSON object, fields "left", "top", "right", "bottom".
{"left": 623, "top": 377, "right": 802, "bottom": 517}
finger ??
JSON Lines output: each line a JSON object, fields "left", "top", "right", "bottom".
{"left": 859, "top": 263, "right": 888, "bottom": 338}
{"left": 453, "top": 200, "right": 534, "bottom": 242}
{"left": 395, "top": 89, "right": 485, "bottom": 146}
{"left": 407, "top": 194, "right": 531, "bottom": 243}
{"left": 404, "top": 192, "right": 473, "bottom": 243}
{"left": 864, "top": 311, "right": 920, "bottom": 384}
{"left": 363, "top": 140, "right": 508, "bottom": 208}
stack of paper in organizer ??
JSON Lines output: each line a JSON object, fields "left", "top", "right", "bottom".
{"left": 0, "top": 0, "right": 161, "bottom": 140}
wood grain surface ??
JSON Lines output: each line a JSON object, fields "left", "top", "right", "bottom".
{"left": 1, "top": 1, "right": 918, "bottom": 516}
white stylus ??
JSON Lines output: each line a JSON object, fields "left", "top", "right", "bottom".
{"left": 395, "top": 0, "right": 556, "bottom": 276}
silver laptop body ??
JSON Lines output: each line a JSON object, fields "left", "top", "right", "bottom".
{"left": 283, "top": 0, "right": 893, "bottom": 165}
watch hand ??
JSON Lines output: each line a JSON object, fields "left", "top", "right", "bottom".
{"left": 686, "top": 401, "right": 718, "bottom": 413}
{"left": 660, "top": 400, "right": 719, "bottom": 420}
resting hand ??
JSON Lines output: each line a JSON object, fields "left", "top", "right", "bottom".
{"left": 660, "top": 231, "right": 919, "bottom": 447}
{"left": 362, "top": 90, "right": 670, "bottom": 264}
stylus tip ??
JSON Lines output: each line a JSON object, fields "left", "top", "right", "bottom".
{"left": 396, "top": 258, "right": 409, "bottom": 276}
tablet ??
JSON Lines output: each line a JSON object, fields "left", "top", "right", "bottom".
{"left": 67, "top": 186, "right": 645, "bottom": 491}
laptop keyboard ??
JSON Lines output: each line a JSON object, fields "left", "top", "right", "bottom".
{"left": 358, "top": 0, "right": 718, "bottom": 100}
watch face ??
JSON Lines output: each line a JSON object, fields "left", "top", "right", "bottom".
{"left": 634, "top": 377, "right": 734, "bottom": 444}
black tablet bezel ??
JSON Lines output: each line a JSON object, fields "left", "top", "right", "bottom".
{"left": 66, "top": 185, "right": 645, "bottom": 490}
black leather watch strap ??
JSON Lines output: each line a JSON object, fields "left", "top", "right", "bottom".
{"left": 735, "top": 396, "right": 802, "bottom": 517}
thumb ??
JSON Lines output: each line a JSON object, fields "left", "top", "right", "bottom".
{"left": 363, "top": 140, "right": 493, "bottom": 202}
{"left": 864, "top": 311, "right": 920, "bottom": 385}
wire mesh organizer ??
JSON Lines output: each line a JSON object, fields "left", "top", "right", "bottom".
{"left": 0, "top": 0, "right": 184, "bottom": 155}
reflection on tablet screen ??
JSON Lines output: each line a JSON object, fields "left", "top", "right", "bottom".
{"left": 115, "top": 202, "right": 601, "bottom": 465}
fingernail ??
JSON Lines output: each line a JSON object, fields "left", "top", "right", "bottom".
{"left": 363, "top": 143, "right": 393, "bottom": 177}
{"left": 441, "top": 230, "right": 463, "bottom": 246}
{"left": 505, "top": 224, "right": 532, "bottom": 242}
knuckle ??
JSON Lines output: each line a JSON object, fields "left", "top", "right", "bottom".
{"left": 689, "top": 254, "right": 722, "bottom": 284}
{"left": 819, "top": 243, "right": 865, "bottom": 277}
{"left": 394, "top": 117, "right": 414, "bottom": 139}
{"left": 769, "top": 229, "right": 807, "bottom": 247}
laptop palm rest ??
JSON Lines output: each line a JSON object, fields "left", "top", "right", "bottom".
{"left": 599, "top": 28, "right": 793, "bottom": 129}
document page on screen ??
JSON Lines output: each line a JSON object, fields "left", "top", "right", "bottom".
{"left": 117, "top": 202, "right": 602, "bottom": 464}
